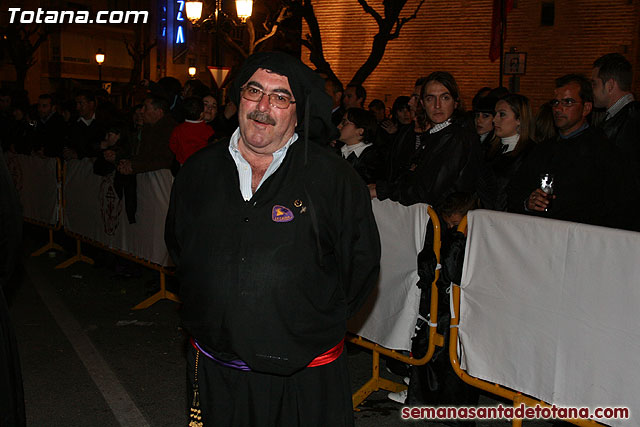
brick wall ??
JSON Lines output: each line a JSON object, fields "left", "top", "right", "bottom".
{"left": 302, "top": 0, "right": 640, "bottom": 112}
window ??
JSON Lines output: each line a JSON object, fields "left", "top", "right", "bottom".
{"left": 541, "top": 1, "right": 555, "bottom": 26}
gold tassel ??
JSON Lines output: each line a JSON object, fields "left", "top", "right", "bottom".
{"left": 189, "top": 350, "right": 203, "bottom": 427}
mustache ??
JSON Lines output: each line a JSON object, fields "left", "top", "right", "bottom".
{"left": 247, "top": 110, "right": 276, "bottom": 125}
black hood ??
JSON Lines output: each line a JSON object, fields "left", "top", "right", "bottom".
{"left": 230, "top": 51, "right": 338, "bottom": 146}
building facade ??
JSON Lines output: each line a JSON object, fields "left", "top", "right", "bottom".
{"left": 303, "top": 0, "right": 640, "bottom": 112}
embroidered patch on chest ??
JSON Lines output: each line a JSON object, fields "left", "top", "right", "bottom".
{"left": 272, "top": 205, "right": 294, "bottom": 223}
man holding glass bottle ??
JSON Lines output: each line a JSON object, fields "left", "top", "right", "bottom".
{"left": 507, "top": 74, "right": 625, "bottom": 228}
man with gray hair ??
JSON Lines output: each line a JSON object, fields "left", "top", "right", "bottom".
{"left": 165, "top": 51, "right": 380, "bottom": 426}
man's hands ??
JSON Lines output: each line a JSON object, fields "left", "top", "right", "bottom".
{"left": 526, "top": 188, "right": 555, "bottom": 211}
{"left": 103, "top": 150, "right": 116, "bottom": 163}
{"left": 368, "top": 183, "right": 377, "bottom": 199}
{"left": 63, "top": 147, "right": 78, "bottom": 160}
{"left": 117, "top": 159, "right": 134, "bottom": 175}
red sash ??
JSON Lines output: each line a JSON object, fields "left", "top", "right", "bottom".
{"left": 307, "top": 338, "right": 344, "bottom": 367}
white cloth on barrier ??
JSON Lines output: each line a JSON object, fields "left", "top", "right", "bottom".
{"left": 6, "top": 153, "right": 59, "bottom": 225}
{"left": 459, "top": 210, "right": 639, "bottom": 426}
{"left": 348, "top": 198, "right": 429, "bottom": 351}
{"left": 64, "top": 159, "right": 173, "bottom": 266}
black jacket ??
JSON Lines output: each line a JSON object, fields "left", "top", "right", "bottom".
{"left": 599, "top": 100, "right": 640, "bottom": 230}
{"left": 385, "top": 123, "right": 421, "bottom": 182}
{"left": 507, "top": 126, "right": 625, "bottom": 227}
{"left": 165, "top": 137, "right": 380, "bottom": 375}
{"left": 376, "top": 121, "right": 490, "bottom": 208}
{"left": 486, "top": 141, "right": 534, "bottom": 211}
{"left": 66, "top": 117, "right": 106, "bottom": 159}
{"left": 343, "top": 144, "right": 385, "bottom": 184}
{"left": 34, "top": 113, "right": 68, "bottom": 158}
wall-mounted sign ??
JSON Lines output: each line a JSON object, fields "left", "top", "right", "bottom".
{"left": 504, "top": 52, "right": 527, "bottom": 75}
{"left": 173, "top": 0, "right": 188, "bottom": 63}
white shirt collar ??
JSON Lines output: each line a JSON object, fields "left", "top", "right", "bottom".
{"left": 341, "top": 142, "right": 371, "bottom": 159}
{"left": 78, "top": 113, "right": 96, "bottom": 126}
{"left": 184, "top": 119, "right": 204, "bottom": 124}
{"left": 500, "top": 134, "right": 520, "bottom": 153}
{"left": 429, "top": 119, "right": 452, "bottom": 134}
{"left": 228, "top": 128, "right": 298, "bottom": 201}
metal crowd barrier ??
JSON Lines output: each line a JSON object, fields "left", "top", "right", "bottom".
{"left": 14, "top": 155, "right": 179, "bottom": 310}
{"left": 27, "top": 157, "right": 65, "bottom": 257}
{"left": 348, "top": 205, "right": 445, "bottom": 409}
{"left": 448, "top": 215, "right": 603, "bottom": 427}
{"left": 6, "top": 153, "right": 64, "bottom": 257}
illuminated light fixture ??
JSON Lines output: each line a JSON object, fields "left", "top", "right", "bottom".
{"left": 188, "top": 66, "right": 197, "bottom": 77}
{"left": 185, "top": 0, "right": 203, "bottom": 24}
{"left": 235, "top": 0, "right": 253, "bottom": 22}
{"left": 95, "top": 48, "right": 105, "bottom": 65}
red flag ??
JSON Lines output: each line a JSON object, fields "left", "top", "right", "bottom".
{"left": 489, "top": 0, "right": 514, "bottom": 62}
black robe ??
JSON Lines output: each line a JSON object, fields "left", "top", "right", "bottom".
{"left": 165, "top": 137, "right": 380, "bottom": 375}
{"left": 0, "top": 150, "right": 25, "bottom": 426}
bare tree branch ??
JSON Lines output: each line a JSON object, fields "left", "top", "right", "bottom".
{"left": 391, "top": 0, "right": 424, "bottom": 38}
{"left": 357, "top": 0, "right": 383, "bottom": 28}
{"left": 222, "top": 32, "right": 249, "bottom": 59}
{"left": 350, "top": 0, "right": 424, "bottom": 85}
{"left": 0, "top": 23, "right": 52, "bottom": 89}
{"left": 253, "top": 6, "right": 289, "bottom": 49}
{"left": 123, "top": 26, "right": 158, "bottom": 85}
{"left": 246, "top": 17, "right": 257, "bottom": 53}
{"left": 143, "top": 39, "right": 157, "bottom": 56}
{"left": 284, "top": 0, "right": 338, "bottom": 82}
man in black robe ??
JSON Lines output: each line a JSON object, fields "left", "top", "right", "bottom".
{"left": 165, "top": 52, "right": 380, "bottom": 427}
{"left": 0, "top": 149, "right": 25, "bottom": 426}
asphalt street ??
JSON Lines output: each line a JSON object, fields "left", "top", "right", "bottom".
{"left": 7, "top": 225, "right": 552, "bottom": 426}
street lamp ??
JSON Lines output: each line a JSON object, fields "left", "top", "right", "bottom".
{"left": 235, "top": 0, "right": 253, "bottom": 22}
{"left": 95, "top": 48, "right": 105, "bottom": 85}
{"left": 185, "top": 0, "right": 203, "bottom": 24}
{"left": 185, "top": 0, "right": 253, "bottom": 24}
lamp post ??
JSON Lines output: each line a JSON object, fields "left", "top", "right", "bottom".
{"left": 95, "top": 48, "right": 105, "bottom": 86}
{"left": 186, "top": 0, "right": 254, "bottom": 24}
{"left": 235, "top": 0, "right": 253, "bottom": 23}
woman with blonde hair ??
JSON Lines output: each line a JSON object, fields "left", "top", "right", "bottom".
{"left": 489, "top": 93, "right": 536, "bottom": 210}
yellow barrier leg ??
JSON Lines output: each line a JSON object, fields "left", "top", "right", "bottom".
{"left": 352, "top": 348, "right": 407, "bottom": 410}
{"left": 55, "top": 239, "right": 94, "bottom": 269}
{"left": 512, "top": 395, "right": 524, "bottom": 426}
{"left": 31, "top": 229, "right": 64, "bottom": 257}
{"left": 131, "top": 272, "right": 180, "bottom": 310}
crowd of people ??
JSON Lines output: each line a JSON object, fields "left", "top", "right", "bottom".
{"left": 2, "top": 53, "right": 638, "bottom": 232}
{"left": 2, "top": 50, "right": 640, "bottom": 425}
{"left": 328, "top": 53, "right": 640, "bottom": 233}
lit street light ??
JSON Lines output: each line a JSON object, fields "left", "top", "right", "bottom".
{"left": 95, "top": 48, "right": 105, "bottom": 86}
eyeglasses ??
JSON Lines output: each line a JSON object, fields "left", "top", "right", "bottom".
{"left": 549, "top": 98, "right": 581, "bottom": 108}
{"left": 339, "top": 118, "right": 354, "bottom": 127}
{"left": 240, "top": 85, "right": 296, "bottom": 109}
